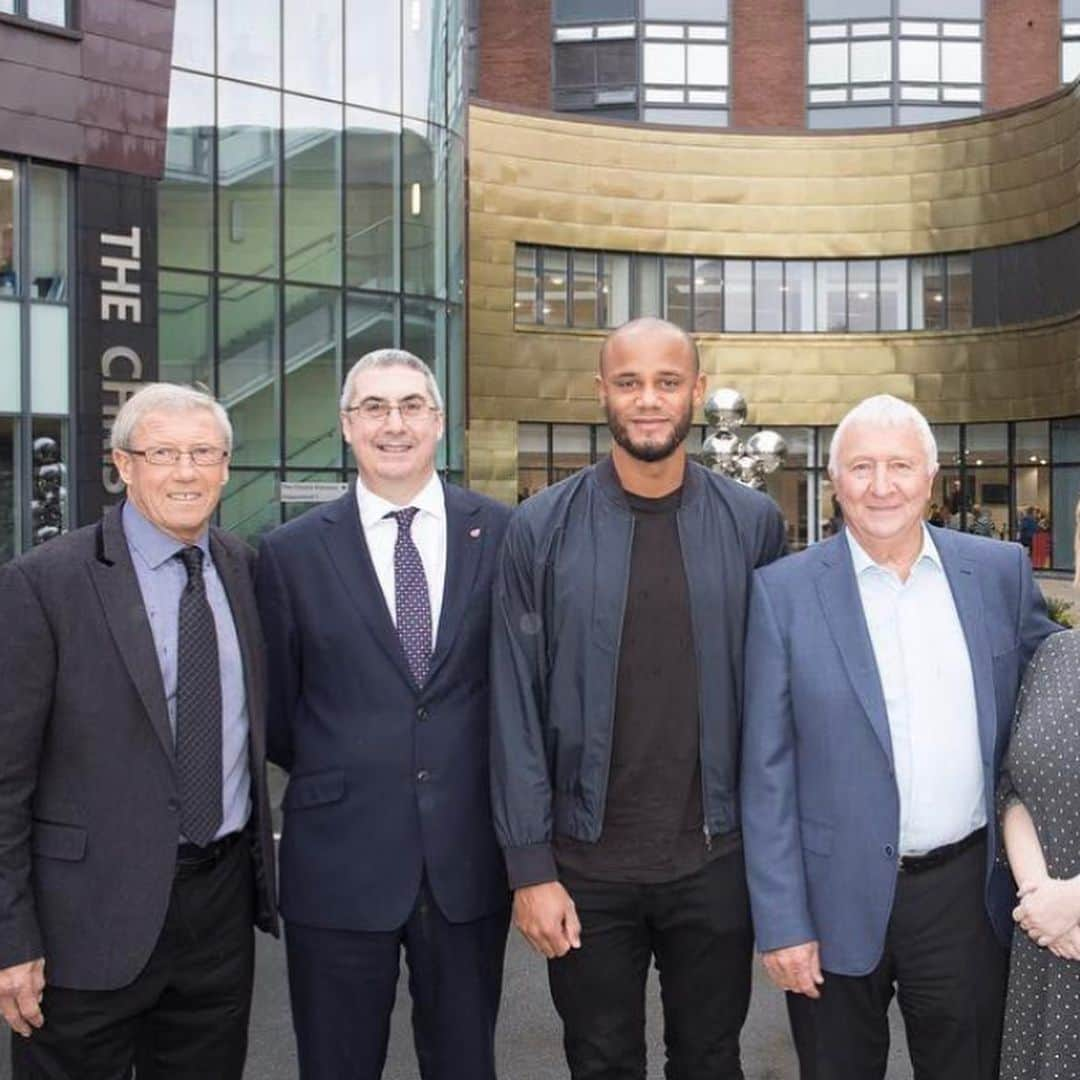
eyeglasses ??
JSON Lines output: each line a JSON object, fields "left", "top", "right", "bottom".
{"left": 122, "top": 446, "right": 230, "bottom": 466}
{"left": 344, "top": 397, "right": 439, "bottom": 422}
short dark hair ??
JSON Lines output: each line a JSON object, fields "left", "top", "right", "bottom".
{"left": 599, "top": 317, "right": 700, "bottom": 375}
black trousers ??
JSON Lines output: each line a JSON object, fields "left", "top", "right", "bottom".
{"left": 787, "top": 839, "right": 1008, "bottom": 1080}
{"left": 284, "top": 877, "right": 510, "bottom": 1080}
{"left": 548, "top": 851, "right": 753, "bottom": 1080}
{"left": 11, "top": 837, "right": 255, "bottom": 1080}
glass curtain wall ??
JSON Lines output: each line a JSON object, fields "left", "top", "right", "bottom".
{"left": 159, "top": 0, "right": 466, "bottom": 543}
{"left": 518, "top": 418, "right": 1080, "bottom": 571}
{"left": 0, "top": 158, "right": 72, "bottom": 562}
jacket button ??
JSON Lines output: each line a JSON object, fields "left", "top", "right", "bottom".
{"left": 168, "top": 798, "right": 180, "bottom": 812}
{"left": 417, "top": 707, "right": 429, "bottom": 722}
{"left": 883, "top": 844, "right": 895, "bottom": 858}
{"left": 416, "top": 770, "right": 430, "bottom": 783}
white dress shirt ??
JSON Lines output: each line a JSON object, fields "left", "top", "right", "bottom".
{"left": 356, "top": 472, "right": 447, "bottom": 648}
{"left": 847, "top": 526, "right": 985, "bottom": 855}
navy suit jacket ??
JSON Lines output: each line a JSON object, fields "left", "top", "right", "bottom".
{"left": 740, "top": 527, "right": 1058, "bottom": 976}
{"left": 255, "top": 481, "right": 511, "bottom": 931}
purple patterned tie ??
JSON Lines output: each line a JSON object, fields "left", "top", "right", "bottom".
{"left": 387, "top": 508, "right": 432, "bottom": 686}
{"left": 175, "top": 545, "right": 223, "bottom": 846}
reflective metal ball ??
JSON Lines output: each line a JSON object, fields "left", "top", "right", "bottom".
{"left": 746, "top": 430, "right": 788, "bottom": 474}
{"left": 703, "top": 388, "right": 748, "bottom": 430}
{"left": 701, "top": 431, "right": 741, "bottom": 469}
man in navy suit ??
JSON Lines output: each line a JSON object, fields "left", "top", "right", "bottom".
{"left": 741, "top": 395, "right": 1058, "bottom": 1080}
{"left": 255, "top": 349, "right": 511, "bottom": 1080}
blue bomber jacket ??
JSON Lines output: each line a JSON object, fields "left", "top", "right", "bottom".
{"left": 490, "top": 455, "right": 788, "bottom": 889}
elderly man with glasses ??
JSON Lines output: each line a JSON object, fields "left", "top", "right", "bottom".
{"left": 255, "top": 348, "right": 512, "bottom": 1080}
{"left": 0, "top": 383, "right": 278, "bottom": 1080}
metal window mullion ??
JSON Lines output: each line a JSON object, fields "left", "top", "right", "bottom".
{"left": 17, "top": 159, "right": 32, "bottom": 552}
{"left": 276, "top": 13, "right": 286, "bottom": 519}
{"left": 64, "top": 165, "right": 77, "bottom": 527}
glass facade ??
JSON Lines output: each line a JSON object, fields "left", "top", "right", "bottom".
{"left": 807, "top": 0, "right": 983, "bottom": 129}
{"left": 514, "top": 244, "right": 978, "bottom": 333}
{"left": 160, "top": 0, "right": 466, "bottom": 544}
{"left": 1064, "top": 0, "right": 1080, "bottom": 83}
{"left": 0, "top": 157, "right": 72, "bottom": 561}
{"left": 552, "top": 0, "right": 729, "bottom": 126}
{"left": 518, "top": 419, "right": 1080, "bottom": 572}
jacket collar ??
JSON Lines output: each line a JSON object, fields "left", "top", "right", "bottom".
{"left": 593, "top": 453, "right": 703, "bottom": 509}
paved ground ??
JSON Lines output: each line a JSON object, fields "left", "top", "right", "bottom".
{"left": 0, "top": 919, "right": 912, "bottom": 1079}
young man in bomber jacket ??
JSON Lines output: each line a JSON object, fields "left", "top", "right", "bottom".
{"left": 491, "top": 317, "right": 787, "bottom": 1079}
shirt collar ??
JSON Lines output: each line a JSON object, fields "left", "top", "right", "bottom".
{"left": 846, "top": 523, "right": 942, "bottom": 578}
{"left": 122, "top": 500, "right": 210, "bottom": 571}
{"left": 355, "top": 471, "right": 445, "bottom": 530}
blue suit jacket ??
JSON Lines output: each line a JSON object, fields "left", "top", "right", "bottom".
{"left": 740, "top": 526, "right": 1058, "bottom": 976}
{"left": 255, "top": 481, "right": 511, "bottom": 931}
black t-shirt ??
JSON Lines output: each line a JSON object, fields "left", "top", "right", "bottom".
{"left": 555, "top": 485, "right": 733, "bottom": 883}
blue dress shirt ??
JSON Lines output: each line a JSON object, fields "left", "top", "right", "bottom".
{"left": 122, "top": 501, "right": 251, "bottom": 842}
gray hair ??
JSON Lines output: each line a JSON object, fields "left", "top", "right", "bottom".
{"left": 828, "top": 395, "right": 938, "bottom": 478}
{"left": 339, "top": 349, "right": 445, "bottom": 413}
{"left": 111, "top": 383, "right": 232, "bottom": 452}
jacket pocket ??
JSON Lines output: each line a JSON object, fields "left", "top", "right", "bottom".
{"left": 283, "top": 769, "right": 346, "bottom": 811}
{"left": 32, "top": 821, "right": 88, "bottom": 862}
{"left": 799, "top": 818, "right": 833, "bottom": 857}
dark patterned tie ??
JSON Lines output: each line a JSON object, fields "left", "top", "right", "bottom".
{"left": 175, "top": 546, "right": 223, "bottom": 846}
{"left": 387, "top": 508, "right": 432, "bottom": 686}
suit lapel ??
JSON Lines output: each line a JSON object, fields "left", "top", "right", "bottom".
{"left": 815, "top": 536, "right": 895, "bottom": 767}
{"left": 320, "top": 489, "right": 415, "bottom": 684}
{"left": 429, "top": 482, "right": 485, "bottom": 683}
{"left": 88, "top": 507, "right": 174, "bottom": 761}
{"left": 934, "top": 528, "right": 996, "bottom": 766}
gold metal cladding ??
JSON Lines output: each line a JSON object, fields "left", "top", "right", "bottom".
{"left": 464, "top": 90, "right": 1080, "bottom": 496}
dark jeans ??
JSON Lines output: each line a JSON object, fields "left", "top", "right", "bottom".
{"left": 787, "top": 838, "right": 1007, "bottom": 1080}
{"left": 285, "top": 877, "right": 510, "bottom": 1080}
{"left": 548, "top": 851, "right": 753, "bottom": 1080}
{"left": 11, "top": 838, "right": 255, "bottom": 1080}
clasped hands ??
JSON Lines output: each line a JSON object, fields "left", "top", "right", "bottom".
{"left": 1013, "top": 877, "right": 1080, "bottom": 959}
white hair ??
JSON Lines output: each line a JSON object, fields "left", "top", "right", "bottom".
{"left": 339, "top": 349, "right": 445, "bottom": 413}
{"left": 828, "top": 395, "right": 938, "bottom": 477}
{"left": 111, "top": 383, "right": 232, "bottom": 452}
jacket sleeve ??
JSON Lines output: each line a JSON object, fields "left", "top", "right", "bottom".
{"left": 254, "top": 537, "right": 299, "bottom": 773}
{"left": 489, "top": 512, "right": 557, "bottom": 890}
{"left": 756, "top": 496, "right": 789, "bottom": 567}
{"left": 0, "top": 563, "right": 51, "bottom": 969}
{"left": 1015, "top": 543, "right": 1061, "bottom": 665}
{"left": 740, "top": 571, "right": 817, "bottom": 953}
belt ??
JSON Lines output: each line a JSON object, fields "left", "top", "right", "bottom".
{"left": 175, "top": 831, "right": 243, "bottom": 877}
{"left": 898, "top": 826, "right": 986, "bottom": 874}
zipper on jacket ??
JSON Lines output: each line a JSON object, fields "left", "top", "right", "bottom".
{"left": 676, "top": 507, "right": 714, "bottom": 853}
{"left": 596, "top": 515, "right": 635, "bottom": 838}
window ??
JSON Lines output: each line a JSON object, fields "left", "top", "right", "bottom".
{"left": 808, "top": 3, "right": 982, "bottom": 128}
{"left": 0, "top": 159, "right": 72, "bottom": 560}
{"left": 1063, "top": 2, "right": 1080, "bottom": 84}
{"left": 1, "top": 0, "right": 70, "bottom": 27}
{"left": 552, "top": 7, "right": 727, "bottom": 125}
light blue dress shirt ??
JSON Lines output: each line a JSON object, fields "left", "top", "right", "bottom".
{"left": 122, "top": 502, "right": 251, "bottom": 843}
{"left": 847, "top": 526, "right": 985, "bottom": 855}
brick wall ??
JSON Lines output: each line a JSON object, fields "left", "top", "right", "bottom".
{"left": 477, "top": 0, "right": 551, "bottom": 111}
{"left": 730, "top": 0, "right": 804, "bottom": 130}
{"left": 985, "top": 0, "right": 1061, "bottom": 113}
{"left": 0, "top": 0, "right": 174, "bottom": 176}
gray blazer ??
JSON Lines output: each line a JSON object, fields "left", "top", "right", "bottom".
{"left": 0, "top": 506, "right": 278, "bottom": 991}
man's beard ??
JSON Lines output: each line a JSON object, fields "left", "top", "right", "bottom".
{"left": 605, "top": 403, "right": 693, "bottom": 463}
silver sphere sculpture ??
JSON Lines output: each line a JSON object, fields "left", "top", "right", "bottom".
{"left": 703, "top": 388, "right": 747, "bottom": 431}
{"left": 702, "top": 388, "right": 786, "bottom": 491}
